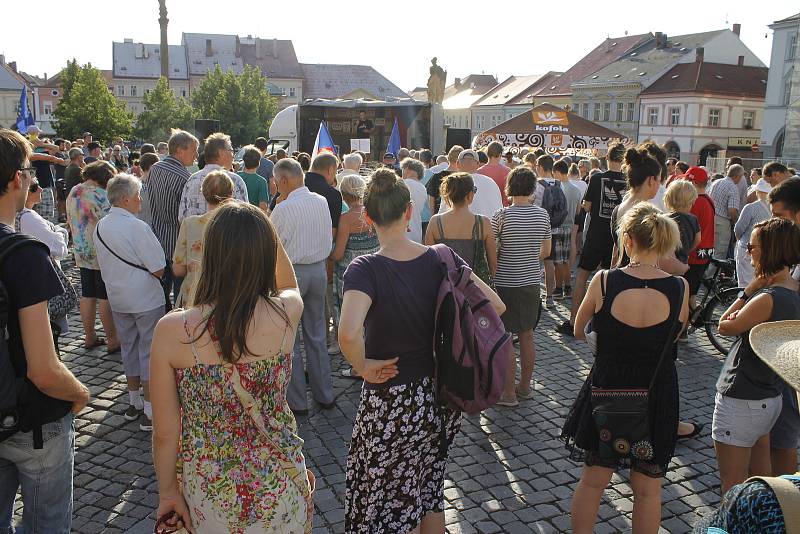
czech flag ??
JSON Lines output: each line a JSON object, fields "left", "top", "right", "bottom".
{"left": 386, "top": 117, "right": 400, "bottom": 159}
{"left": 313, "top": 121, "right": 336, "bottom": 155}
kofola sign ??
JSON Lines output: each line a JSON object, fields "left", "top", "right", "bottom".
{"left": 535, "top": 124, "right": 570, "bottom": 133}
{"left": 533, "top": 111, "right": 569, "bottom": 133}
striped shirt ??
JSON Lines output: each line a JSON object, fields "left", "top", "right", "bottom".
{"left": 491, "top": 204, "right": 551, "bottom": 287}
{"left": 178, "top": 164, "right": 249, "bottom": 222}
{"left": 271, "top": 186, "right": 332, "bottom": 265}
{"left": 708, "top": 177, "right": 740, "bottom": 219}
{"left": 147, "top": 155, "right": 190, "bottom": 258}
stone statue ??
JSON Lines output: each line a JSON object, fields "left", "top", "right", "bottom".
{"left": 427, "top": 57, "right": 446, "bottom": 104}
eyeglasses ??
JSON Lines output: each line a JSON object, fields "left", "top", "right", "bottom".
{"left": 18, "top": 167, "right": 36, "bottom": 178}
{"left": 746, "top": 243, "right": 759, "bottom": 255}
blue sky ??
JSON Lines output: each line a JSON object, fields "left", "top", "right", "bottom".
{"left": 2, "top": 0, "right": 788, "bottom": 91}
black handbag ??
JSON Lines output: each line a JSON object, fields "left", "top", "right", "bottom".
{"left": 48, "top": 258, "right": 78, "bottom": 319}
{"left": 95, "top": 224, "right": 172, "bottom": 314}
{"left": 589, "top": 274, "right": 683, "bottom": 462}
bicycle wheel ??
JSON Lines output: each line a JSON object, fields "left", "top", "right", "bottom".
{"left": 703, "top": 287, "right": 741, "bottom": 355}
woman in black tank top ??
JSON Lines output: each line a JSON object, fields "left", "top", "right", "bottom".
{"left": 562, "top": 198, "right": 689, "bottom": 533}
{"left": 714, "top": 218, "right": 800, "bottom": 494}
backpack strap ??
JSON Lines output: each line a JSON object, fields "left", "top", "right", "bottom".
{"left": 745, "top": 476, "right": 800, "bottom": 532}
{"left": 435, "top": 216, "right": 445, "bottom": 241}
{"left": 431, "top": 243, "right": 457, "bottom": 272}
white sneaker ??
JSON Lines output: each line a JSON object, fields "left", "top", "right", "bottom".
{"left": 139, "top": 413, "right": 153, "bottom": 432}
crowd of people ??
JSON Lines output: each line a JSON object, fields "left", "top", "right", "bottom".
{"left": 1, "top": 120, "right": 800, "bottom": 533}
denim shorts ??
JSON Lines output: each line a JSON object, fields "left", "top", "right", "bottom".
{"left": 712, "top": 392, "right": 782, "bottom": 447}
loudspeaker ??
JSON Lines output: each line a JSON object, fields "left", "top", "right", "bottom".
{"left": 194, "top": 119, "right": 220, "bottom": 143}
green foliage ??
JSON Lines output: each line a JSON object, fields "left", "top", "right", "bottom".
{"left": 190, "top": 65, "right": 278, "bottom": 146}
{"left": 53, "top": 63, "right": 133, "bottom": 143}
{"left": 134, "top": 77, "right": 195, "bottom": 143}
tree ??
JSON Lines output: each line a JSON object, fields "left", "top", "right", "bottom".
{"left": 53, "top": 63, "right": 133, "bottom": 142}
{"left": 134, "top": 77, "right": 194, "bottom": 143}
{"left": 190, "top": 65, "right": 277, "bottom": 146}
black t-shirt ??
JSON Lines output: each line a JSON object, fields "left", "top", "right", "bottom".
{"left": 31, "top": 157, "right": 54, "bottom": 188}
{"left": 426, "top": 170, "right": 454, "bottom": 213}
{"left": 584, "top": 170, "right": 627, "bottom": 250}
{"left": 669, "top": 212, "right": 700, "bottom": 264}
{"left": 304, "top": 172, "right": 343, "bottom": 229}
{"left": 356, "top": 119, "right": 374, "bottom": 138}
{"left": 0, "top": 225, "right": 71, "bottom": 427}
{"left": 53, "top": 152, "right": 67, "bottom": 181}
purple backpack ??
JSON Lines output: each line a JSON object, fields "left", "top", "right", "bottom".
{"left": 432, "top": 244, "right": 512, "bottom": 415}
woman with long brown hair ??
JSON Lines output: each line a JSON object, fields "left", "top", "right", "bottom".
{"left": 150, "top": 202, "right": 312, "bottom": 533}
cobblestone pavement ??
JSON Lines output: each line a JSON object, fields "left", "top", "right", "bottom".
{"left": 36, "top": 265, "right": 727, "bottom": 533}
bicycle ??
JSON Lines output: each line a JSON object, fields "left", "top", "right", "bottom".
{"left": 687, "top": 258, "right": 742, "bottom": 355}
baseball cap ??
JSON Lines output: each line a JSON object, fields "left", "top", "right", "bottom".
{"left": 684, "top": 166, "right": 708, "bottom": 184}
{"left": 83, "top": 131, "right": 92, "bottom": 137}
{"left": 383, "top": 152, "right": 396, "bottom": 160}
{"left": 26, "top": 125, "right": 42, "bottom": 134}
{"left": 458, "top": 149, "right": 479, "bottom": 162}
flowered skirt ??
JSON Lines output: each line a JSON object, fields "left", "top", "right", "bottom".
{"left": 344, "top": 376, "right": 461, "bottom": 534}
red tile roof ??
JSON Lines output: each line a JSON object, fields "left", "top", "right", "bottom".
{"left": 533, "top": 33, "right": 652, "bottom": 97}
{"left": 640, "top": 61, "right": 768, "bottom": 98}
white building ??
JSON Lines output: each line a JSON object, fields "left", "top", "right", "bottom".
{"left": 761, "top": 13, "right": 800, "bottom": 160}
{"left": 638, "top": 54, "right": 768, "bottom": 165}
{"left": 441, "top": 75, "right": 498, "bottom": 132}
{"left": 112, "top": 40, "right": 191, "bottom": 116}
{"left": 572, "top": 26, "right": 764, "bottom": 144}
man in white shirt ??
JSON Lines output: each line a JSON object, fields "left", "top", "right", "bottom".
{"left": 337, "top": 153, "right": 362, "bottom": 182}
{"left": 400, "top": 157, "right": 427, "bottom": 243}
{"left": 438, "top": 149, "right": 503, "bottom": 217}
{"left": 271, "top": 158, "right": 335, "bottom": 415}
{"left": 94, "top": 174, "right": 166, "bottom": 432}
{"left": 179, "top": 133, "right": 248, "bottom": 221}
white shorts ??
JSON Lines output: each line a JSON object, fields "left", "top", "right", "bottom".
{"left": 712, "top": 392, "right": 782, "bottom": 447}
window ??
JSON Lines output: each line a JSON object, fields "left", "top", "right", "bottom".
{"left": 627, "top": 102, "right": 635, "bottom": 122}
{"left": 289, "top": 87, "right": 296, "bottom": 97}
{"left": 117, "top": 85, "right": 125, "bottom": 96}
{"left": 784, "top": 78, "right": 792, "bottom": 107}
{"left": 593, "top": 104, "right": 600, "bottom": 122}
{"left": 647, "top": 108, "right": 658, "bottom": 125}
{"left": 130, "top": 85, "right": 137, "bottom": 97}
{"left": 708, "top": 108, "right": 721, "bottom": 127}
{"left": 582, "top": 103, "right": 589, "bottom": 118}
{"left": 180, "top": 89, "right": 187, "bottom": 98}
{"left": 616, "top": 102, "right": 624, "bottom": 122}
{"left": 743, "top": 110, "right": 755, "bottom": 129}
{"left": 603, "top": 102, "right": 611, "bottom": 122}
{"left": 789, "top": 34, "right": 798, "bottom": 60}
{"left": 43, "top": 103, "right": 52, "bottom": 116}
{"left": 669, "top": 107, "right": 681, "bottom": 126}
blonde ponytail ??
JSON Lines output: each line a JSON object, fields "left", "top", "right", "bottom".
{"left": 619, "top": 202, "right": 680, "bottom": 258}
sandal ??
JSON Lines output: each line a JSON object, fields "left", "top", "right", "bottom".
{"left": 516, "top": 388, "right": 534, "bottom": 400}
{"left": 83, "top": 337, "right": 106, "bottom": 349}
{"left": 340, "top": 367, "right": 362, "bottom": 379}
{"left": 678, "top": 422, "right": 704, "bottom": 440}
{"left": 496, "top": 397, "right": 519, "bottom": 407}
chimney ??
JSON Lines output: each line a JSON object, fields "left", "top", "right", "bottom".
{"left": 9, "top": 62, "right": 17, "bottom": 73}
{"left": 695, "top": 47, "right": 704, "bottom": 63}
{"left": 738, "top": 55, "right": 745, "bottom": 66}
{"left": 454, "top": 77, "right": 462, "bottom": 88}
{"left": 255, "top": 38, "right": 263, "bottom": 60}
{"left": 732, "top": 23, "right": 741, "bottom": 36}
{"left": 205, "top": 38, "right": 213, "bottom": 57}
{"left": 0, "top": 54, "right": 5, "bottom": 65}
{"left": 272, "top": 38, "right": 278, "bottom": 58}
{"left": 124, "top": 38, "right": 133, "bottom": 44}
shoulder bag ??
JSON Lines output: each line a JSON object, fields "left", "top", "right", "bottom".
{"left": 589, "top": 275, "right": 683, "bottom": 461}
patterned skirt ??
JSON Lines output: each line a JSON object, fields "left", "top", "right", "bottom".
{"left": 344, "top": 377, "right": 461, "bottom": 534}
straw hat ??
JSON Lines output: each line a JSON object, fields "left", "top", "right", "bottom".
{"left": 749, "top": 321, "right": 800, "bottom": 392}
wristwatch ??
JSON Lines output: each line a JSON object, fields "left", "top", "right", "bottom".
{"left": 737, "top": 289, "right": 749, "bottom": 301}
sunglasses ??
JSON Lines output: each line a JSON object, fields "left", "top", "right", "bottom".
{"left": 746, "top": 243, "right": 759, "bottom": 254}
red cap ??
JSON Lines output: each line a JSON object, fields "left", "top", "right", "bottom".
{"left": 684, "top": 166, "right": 708, "bottom": 184}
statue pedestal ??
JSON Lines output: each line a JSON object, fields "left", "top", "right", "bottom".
{"left": 430, "top": 103, "right": 445, "bottom": 156}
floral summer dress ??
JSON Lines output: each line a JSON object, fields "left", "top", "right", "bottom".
{"left": 175, "top": 310, "right": 312, "bottom": 533}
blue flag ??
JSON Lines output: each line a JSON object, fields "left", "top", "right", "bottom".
{"left": 313, "top": 121, "right": 336, "bottom": 155}
{"left": 15, "top": 87, "right": 34, "bottom": 134}
{"left": 386, "top": 117, "right": 401, "bottom": 159}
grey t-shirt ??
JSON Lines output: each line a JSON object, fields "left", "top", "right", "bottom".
{"left": 559, "top": 179, "right": 582, "bottom": 232}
